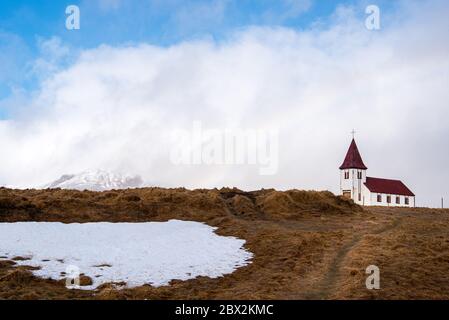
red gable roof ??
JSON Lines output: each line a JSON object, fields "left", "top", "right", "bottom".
{"left": 339, "top": 139, "right": 368, "bottom": 170}
{"left": 364, "top": 177, "right": 415, "bottom": 196}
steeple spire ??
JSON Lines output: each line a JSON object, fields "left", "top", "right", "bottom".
{"left": 339, "top": 138, "right": 367, "bottom": 170}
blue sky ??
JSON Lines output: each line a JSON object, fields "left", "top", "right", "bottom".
{"left": 0, "top": 0, "right": 400, "bottom": 118}
{"left": 0, "top": 0, "right": 398, "bottom": 46}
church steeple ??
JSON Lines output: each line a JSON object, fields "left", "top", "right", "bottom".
{"left": 339, "top": 138, "right": 368, "bottom": 170}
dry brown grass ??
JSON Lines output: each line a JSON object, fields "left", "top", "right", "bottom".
{"left": 0, "top": 187, "right": 448, "bottom": 300}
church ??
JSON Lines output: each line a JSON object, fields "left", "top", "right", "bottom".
{"left": 339, "top": 138, "right": 415, "bottom": 207}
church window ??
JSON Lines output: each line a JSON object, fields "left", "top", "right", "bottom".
{"left": 344, "top": 171, "right": 349, "bottom": 179}
{"left": 387, "top": 195, "right": 391, "bottom": 203}
{"left": 357, "top": 171, "right": 362, "bottom": 179}
{"left": 405, "top": 197, "right": 409, "bottom": 205}
{"left": 396, "top": 196, "right": 400, "bottom": 204}
{"left": 377, "top": 194, "right": 382, "bottom": 202}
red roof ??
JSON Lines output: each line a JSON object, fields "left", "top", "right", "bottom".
{"left": 339, "top": 139, "right": 368, "bottom": 170}
{"left": 364, "top": 177, "right": 415, "bottom": 196}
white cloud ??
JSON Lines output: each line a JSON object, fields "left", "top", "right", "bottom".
{"left": 31, "top": 37, "right": 73, "bottom": 79}
{"left": 0, "top": 1, "right": 448, "bottom": 207}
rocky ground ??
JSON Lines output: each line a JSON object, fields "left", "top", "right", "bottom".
{"left": 0, "top": 187, "right": 448, "bottom": 299}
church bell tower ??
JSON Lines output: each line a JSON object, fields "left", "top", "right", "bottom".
{"left": 339, "top": 137, "right": 368, "bottom": 205}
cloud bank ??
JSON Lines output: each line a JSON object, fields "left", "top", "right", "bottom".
{"left": 0, "top": 0, "right": 448, "bottom": 207}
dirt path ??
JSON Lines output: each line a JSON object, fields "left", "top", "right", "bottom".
{"left": 303, "top": 217, "right": 402, "bottom": 299}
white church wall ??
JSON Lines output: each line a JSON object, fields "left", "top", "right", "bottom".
{"left": 340, "top": 168, "right": 366, "bottom": 205}
{"left": 362, "top": 184, "right": 372, "bottom": 206}
{"left": 369, "top": 192, "right": 415, "bottom": 208}
{"left": 340, "top": 170, "right": 351, "bottom": 194}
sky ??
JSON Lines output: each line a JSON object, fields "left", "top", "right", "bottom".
{"left": 0, "top": 0, "right": 448, "bottom": 207}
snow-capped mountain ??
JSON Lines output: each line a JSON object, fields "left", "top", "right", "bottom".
{"left": 45, "top": 170, "right": 144, "bottom": 191}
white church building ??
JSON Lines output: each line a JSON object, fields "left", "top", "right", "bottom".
{"left": 339, "top": 138, "right": 415, "bottom": 207}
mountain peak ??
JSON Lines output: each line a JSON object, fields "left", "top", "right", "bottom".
{"left": 46, "top": 170, "right": 144, "bottom": 191}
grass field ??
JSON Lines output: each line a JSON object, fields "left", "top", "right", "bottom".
{"left": 1, "top": 187, "right": 448, "bottom": 299}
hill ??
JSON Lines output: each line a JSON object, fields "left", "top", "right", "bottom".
{"left": 0, "top": 187, "right": 448, "bottom": 299}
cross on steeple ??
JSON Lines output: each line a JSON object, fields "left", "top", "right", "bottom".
{"left": 351, "top": 129, "right": 356, "bottom": 139}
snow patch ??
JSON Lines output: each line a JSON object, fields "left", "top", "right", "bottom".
{"left": 0, "top": 220, "right": 253, "bottom": 290}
